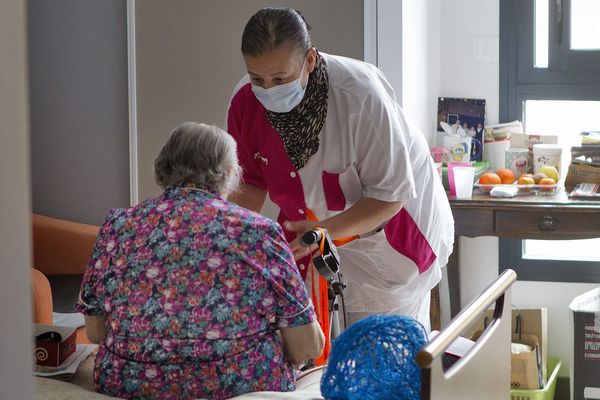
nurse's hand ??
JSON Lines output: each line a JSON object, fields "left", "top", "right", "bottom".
{"left": 283, "top": 220, "right": 319, "bottom": 260}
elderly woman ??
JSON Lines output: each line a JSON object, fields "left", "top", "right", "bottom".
{"left": 76, "top": 122, "right": 324, "bottom": 399}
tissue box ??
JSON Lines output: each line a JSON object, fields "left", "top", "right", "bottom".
{"left": 34, "top": 324, "right": 77, "bottom": 367}
{"left": 510, "top": 133, "right": 558, "bottom": 152}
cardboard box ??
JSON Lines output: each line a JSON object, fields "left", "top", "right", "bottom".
{"left": 34, "top": 324, "right": 76, "bottom": 367}
{"left": 510, "top": 133, "right": 558, "bottom": 152}
{"left": 565, "top": 160, "right": 600, "bottom": 190}
{"left": 569, "top": 288, "right": 600, "bottom": 400}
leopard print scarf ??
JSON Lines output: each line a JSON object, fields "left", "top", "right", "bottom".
{"left": 266, "top": 53, "right": 328, "bottom": 170}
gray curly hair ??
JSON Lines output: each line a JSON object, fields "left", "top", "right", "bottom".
{"left": 154, "top": 122, "right": 241, "bottom": 195}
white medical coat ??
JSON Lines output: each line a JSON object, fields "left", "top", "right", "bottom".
{"left": 227, "top": 52, "right": 454, "bottom": 314}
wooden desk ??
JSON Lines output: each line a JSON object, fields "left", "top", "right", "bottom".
{"left": 446, "top": 188, "right": 600, "bottom": 319}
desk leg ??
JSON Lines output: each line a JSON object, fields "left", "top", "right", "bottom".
{"left": 448, "top": 235, "right": 461, "bottom": 318}
{"left": 430, "top": 285, "right": 441, "bottom": 331}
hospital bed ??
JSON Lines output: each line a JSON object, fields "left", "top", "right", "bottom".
{"left": 34, "top": 269, "right": 516, "bottom": 399}
{"left": 418, "top": 268, "right": 515, "bottom": 400}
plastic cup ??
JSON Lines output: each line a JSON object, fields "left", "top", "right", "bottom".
{"left": 447, "top": 161, "right": 473, "bottom": 195}
{"left": 453, "top": 166, "right": 475, "bottom": 199}
{"left": 430, "top": 147, "right": 447, "bottom": 182}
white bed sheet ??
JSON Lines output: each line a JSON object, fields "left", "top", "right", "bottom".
{"left": 34, "top": 354, "right": 325, "bottom": 400}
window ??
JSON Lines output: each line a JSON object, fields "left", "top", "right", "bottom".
{"left": 499, "top": 0, "right": 600, "bottom": 282}
{"left": 570, "top": 0, "right": 600, "bottom": 50}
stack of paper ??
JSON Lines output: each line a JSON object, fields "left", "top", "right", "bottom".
{"left": 34, "top": 344, "right": 96, "bottom": 379}
{"left": 52, "top": 312, "right": 85, "bottom": 329}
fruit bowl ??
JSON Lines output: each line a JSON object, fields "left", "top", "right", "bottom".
{"left": 474, "top": 182, "right": 559, "bottom": 195}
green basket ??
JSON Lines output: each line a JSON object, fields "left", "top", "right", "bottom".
{"left": 510, "top": 358, "right": 562, "bottom": 400}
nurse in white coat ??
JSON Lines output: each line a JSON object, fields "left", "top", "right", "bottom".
{"left": 226, "top": 7, "right": 454, "bottom": 330}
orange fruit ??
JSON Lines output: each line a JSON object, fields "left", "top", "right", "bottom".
{"left": 539, "top": 177, "right": 555, "bottom": 186}
{"left": 479, "top": 173, "right": 501, "bottom": 185}
{"left": 539, "top": 177, "right": 556, "bottom": 185}
{"left": 539, "top": 177, "right": 556, "bottom": 192}
{"left": 495, "top": 169, "right": 516, "bottom": 184}
{"left": 517, "top": 176, "right": 535, "bottom": 185}
{"left": 519, "top": 173, "right": 534, "bottom": 180}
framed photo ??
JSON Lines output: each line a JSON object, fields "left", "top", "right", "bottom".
{"left": 437, "top": 97, "right": 486, "bottom": 161}
{"left": 447, "top": 113, "right": 460, "bottom": 125}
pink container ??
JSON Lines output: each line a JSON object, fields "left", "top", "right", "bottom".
{"left": 430, "top": 147, "right": 447, "bottom": 163}
{"left": 447, "top": 161, "right": 473, "bottom": 195}
{"left": 430, "top": 147, "right": 448, "bottom": 181}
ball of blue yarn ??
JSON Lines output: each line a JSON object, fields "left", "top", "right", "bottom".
{"left": 320, "top": 314, "right": 427, "bottom": 400}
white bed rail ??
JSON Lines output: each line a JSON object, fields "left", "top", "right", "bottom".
{"left": 418, "top": 268, "right": 517, "bottom": 400}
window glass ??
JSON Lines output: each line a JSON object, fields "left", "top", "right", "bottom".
{"left": 524, "top": 100, "right": 600, "bottom": 141}
{"left": 522, "top": 99, "right": 600, "bottom": 262}
{"left": 524, "top": 238, "right": 600, "bottom": 261}
{"left": 571, "top": 0, "right": 600, "bottom": 50}
{"left": 534, "top": 0, "right": 549, "bottom": 68}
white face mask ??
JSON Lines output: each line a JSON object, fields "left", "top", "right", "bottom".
{"left": 251, "top": 62, "right": 307, "bottom": 113}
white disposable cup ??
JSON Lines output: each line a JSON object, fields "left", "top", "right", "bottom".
{"left": 447, "top": 161, "right": 473, "bottom": 195}
{"left": 453, "top": 166, "right": 475, "bottom": 199}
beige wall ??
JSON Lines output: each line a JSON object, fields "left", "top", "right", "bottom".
{"left": 135, "top": 0, "right": 364, "bottom": 200}
{"left": 0, "top": 0, "right": 33, "bottom": 397}
{"left": 28, "top": 0, "right": 130, "bottom": 225}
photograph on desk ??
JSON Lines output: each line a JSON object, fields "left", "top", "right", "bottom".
{"left": 437, "top": 97, "right": 486, "bottom": 162}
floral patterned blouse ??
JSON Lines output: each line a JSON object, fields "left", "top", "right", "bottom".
{"left": 76, "top": 184, "right": 316, "bottom": 400}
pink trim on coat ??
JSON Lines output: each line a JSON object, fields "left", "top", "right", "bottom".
{"left": 228, "top": 84, "right": 312, "bottom": 278}
{"left": 321, "top": 171, "right": 346, "bottom": 211}
{"left": 384, "top": 209, "right": 437, "bottom": 274}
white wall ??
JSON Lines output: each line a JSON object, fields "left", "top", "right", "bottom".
{"left": 0, "top": 0, "right": 33, "bottom": 397}
{"left": 440, "top": 0, "right": 499, "bottom": 126}
{"left": 439, "top": 0, "right": 501, "bottom": 323}
{"left": 440, "top": 0, "right": 596, "bottom": 376}
{"left": 375, "top": 0, "right": 403, "bottom": 105}
{"left": 402, "top": 0, "right": 441, "bottom": 145}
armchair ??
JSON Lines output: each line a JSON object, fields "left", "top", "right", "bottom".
{"left": 31, "top": 214, "right": 100, "bottom": 344}
{"left": 32, "top": 268, "right": 53, "bottom": 325}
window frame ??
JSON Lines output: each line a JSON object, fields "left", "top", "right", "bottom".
{"left": 499, "top": 239, "right": 600, "bottom": 282}
{"left": 499, "top": 0, "right": 600, "bottom": 283}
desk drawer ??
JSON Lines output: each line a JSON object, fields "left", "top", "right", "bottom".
{"left": 495, "top": 211, "right": 600, "bottom": 237}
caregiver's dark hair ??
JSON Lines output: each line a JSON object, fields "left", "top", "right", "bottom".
{"left": 241, "top": 7, "right": 312, "bottom": 58}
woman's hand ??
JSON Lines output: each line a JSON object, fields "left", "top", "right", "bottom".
{"left": 280, "top": 320, "right": 325, "bottom": 366}
{"left": 84, "top": 315, "right": 107, "bottom": 344}
{"left": 283, "top": 220, "right": 319, "bottom": 260}
{"left": 283, "top": 198, "right": 403, "bottom": 261}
